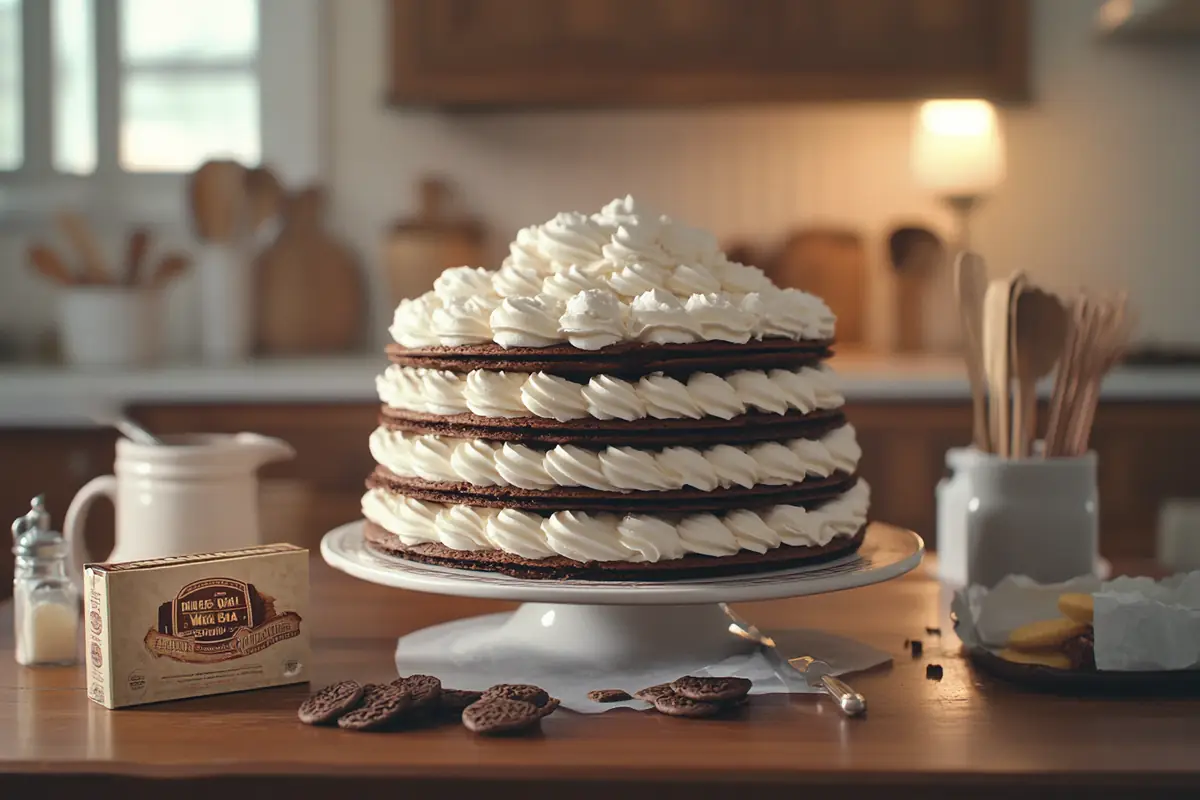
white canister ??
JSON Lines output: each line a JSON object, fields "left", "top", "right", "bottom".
{"left": 57, "top": 286, "right": 161, "bottom": 368}
{"left": 197, "top": 242, "right": 253, "bottom": 363}
{"left": 936, "top": 448, "right": 1098, "bottom": 588}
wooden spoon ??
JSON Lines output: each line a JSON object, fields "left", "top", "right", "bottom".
{"left": 245, "top": 166, "right": 284, "bottom": 232}
{"left": 124, "top": 228, "right": 152, "bottom": 286}
{"left": 148, "top": 254, "right": 191, "bottom": 289}
{"left": 27, "top": 244, "right": 75, "bottom": 286}
{"left": 1044, "top": 296, "right": 1081, "bottom": 457}
{"left": 1011, "top": 285, "right": 1067, "bottom": 458}
{"left": 188, "top": 160, "right": 248, "bottom": 243}
{"left": 982, "top": 273, "right": 1026, "bottom": 457}
{"left": 982, "top": 278, "right": 1014, "bottom": 457}
{"left": 56, "top": 211, "right": 110, "bottom": 283}
{"left": 954, "top": 251, "right": 990, "bottom": 451}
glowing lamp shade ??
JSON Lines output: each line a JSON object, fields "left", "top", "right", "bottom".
{"left": 911, "top": 99, "right": 1006, "bottom": 197}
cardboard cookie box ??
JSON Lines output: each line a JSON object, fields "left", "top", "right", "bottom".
{"left": 84, "top": 544, "right": 310, "bottom": 709}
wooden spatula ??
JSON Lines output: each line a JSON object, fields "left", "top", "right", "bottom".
{"left": 27, "top": 244, "right": 75, "bottom": 286}
{"left": 954, "top": 251, "right": 990, "bottom": 451}
{"left": 149, "top": 254, "right": 191, "bottom": 289}
{"left": 982, "top": 274, "right": 1025, "bottom": 458}
{"left": 1011, "top": 285, "right": 1067, "bottom": 458}
{"left": 124, "top": 228, "right": 152, "bottom": 286}
{"left": 56, "top": 211, "right": 110, "bottom": 283}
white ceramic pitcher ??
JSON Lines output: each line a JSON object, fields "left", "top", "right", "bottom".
{"left": 64, "top": 433, "right": 295, "bottom": 580}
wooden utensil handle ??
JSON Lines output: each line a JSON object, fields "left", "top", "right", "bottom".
{"left": 419, "top": 177, "right": 449, "bottom": 223}
{"left": 970, "top": 383, "right": 989, "bottom": 452}
{"left": 57, "top": 211, "right": 110, "bottom": 283}
{"left": 27, "top": 244, "right": 75, "bottom": 286}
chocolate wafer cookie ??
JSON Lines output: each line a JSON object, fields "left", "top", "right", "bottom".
{"left": 336, "top": 684, "right": 413, "bottom": 732}
{"left": 297, "top": 680, "right": 364, "bottom": 726}
{"left": 671, "top": 676, "right": 753, "bottom": 703}
{"left": 481, "top": 683, "right": 550, "bottom": 707}
{"left": 462, "top": 698, "right": 544, "bottom": 736}
{"left": 358, "top": 683, "right": 386, "bottom": 704}
{"left": 534, "top": 697, "right": 561, "bottom": 720}
{"left": 633, "top": 683, "right": 677, "bottom": 702}
{"left": 652, "top": 693, "right": 724, "bottom": 719}
{"left": 393, "top": 674, "right": 442, "bottom": 709}
{"left": 438, "top": 688, "right": 484, "bottom": 712}
{"left": 588, "top": 689, "right": 633, "bottom": 703}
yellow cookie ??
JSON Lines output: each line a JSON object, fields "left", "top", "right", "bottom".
{"left": 1058, "top": 593, "right": 1095, "bottom": 624}
{"left": 1006, "top": 618, "right": 1089, "bottom": 651}
{"left": 998, "top": 648, "right": 1072, "bottom": 670}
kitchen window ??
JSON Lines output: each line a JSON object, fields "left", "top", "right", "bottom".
{"left": 0, "top": 0, "right": 323, "bottom": 224}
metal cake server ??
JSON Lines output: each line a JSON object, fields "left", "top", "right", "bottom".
{"left": 721, "top": 603, "right": 867, "bottom": 717}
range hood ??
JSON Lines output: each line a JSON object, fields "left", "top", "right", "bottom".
{"left": 1098, "top": 0, "right": 1200, "bottom": 38}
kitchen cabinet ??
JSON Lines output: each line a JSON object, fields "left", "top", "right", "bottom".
{"left": 3, "top": 395, "right": 1196, "bottom": 600}
{"left": 388, "top": 0, "right": 1029, "bottom": 108}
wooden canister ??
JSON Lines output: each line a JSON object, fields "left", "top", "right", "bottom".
{"left": 383, "top": 178, "right": 485, "bottom": 306}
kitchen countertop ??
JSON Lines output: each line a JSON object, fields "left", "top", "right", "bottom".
{"left": 2, "top": 555, "right": 1197, "bottom": 799}
{"left": 3, "top": 351, "right": 1200, "bottom": 427}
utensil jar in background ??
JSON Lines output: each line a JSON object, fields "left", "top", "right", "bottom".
{"left": 937, "top": 448, "right": 1098, "bottom": 588}
{"left": 57, "top": 285, "right": 161, "bottom": 368}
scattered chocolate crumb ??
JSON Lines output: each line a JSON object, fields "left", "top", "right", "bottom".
{"left": 925, "top": 626, "right": 942, "bottom": 636}
{"left": 925, "top": 664, "right": 943, "bottom": 681}
{"left": 903, "top": 638, "right": 910, "bottom": 648}
{"left": 910, "top": 640, "right": 923, "bottom": 657}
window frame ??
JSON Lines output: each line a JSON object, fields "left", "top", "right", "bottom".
{"left": 0, "top": 0, "right": 325, "bottom": 226}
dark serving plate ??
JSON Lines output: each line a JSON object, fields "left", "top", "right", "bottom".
{"left": 967, "top": 647, "right": 1200, "bottom": 696}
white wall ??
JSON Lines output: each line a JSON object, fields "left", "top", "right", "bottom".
{"left": 330, "top": 0, "right": 1200, "bottom": 347}
{"left": 3, "top": 0, "right": 1200, "bottom": 358}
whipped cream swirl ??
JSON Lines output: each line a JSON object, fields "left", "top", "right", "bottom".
{"left": 377, "top": 364, "right": 844, "bottom": 421}
{"left": 362, "top": 479, "right": 870, "bottom": 563}
{"left": 369, "top": 424, "right": 860, "bottom": 492}
{"left": 388, "top": 196, "right": 838, "bottom": 349}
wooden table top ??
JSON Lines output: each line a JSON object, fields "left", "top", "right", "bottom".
{"left": 2, "top": 556, "right": 1199, "bottom": 799}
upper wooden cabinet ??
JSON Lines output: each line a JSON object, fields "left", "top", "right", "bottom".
{"left": 388, "top": 0, "right": 1029, "bottom": 108}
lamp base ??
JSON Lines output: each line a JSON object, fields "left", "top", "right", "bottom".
{"left": 940, "top": 194, "right": 985, "bottom": 250}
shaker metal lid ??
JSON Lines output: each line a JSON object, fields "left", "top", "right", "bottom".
{"left": 11, "top": 495, "right": 66, "bottom": 557}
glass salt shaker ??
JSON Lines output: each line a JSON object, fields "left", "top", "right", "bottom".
{"left": 11, "top": 495, "right": 80, "bottom": 666}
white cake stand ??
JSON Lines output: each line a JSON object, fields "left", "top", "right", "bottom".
{"left": 321, "top": 521, "right": 924, "bottom": 671}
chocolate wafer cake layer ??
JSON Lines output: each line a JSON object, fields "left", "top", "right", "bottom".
{"left": 368, "top": 468, "right": 857, "bottom": 514}
{"left": 379, "top": 407, "right": 847, "bottom": 448}
{"left": 386, "top": 339, "right": 833, "bottom": 379}
{"left": 363, "top": 520, "right": 866, "bottom": 581}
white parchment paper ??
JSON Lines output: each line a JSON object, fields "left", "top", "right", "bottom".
{"left": 394, "top": 612, "right": 891, "bottom": 713}
{"left": 953, "top": 572, "right": 1200, "bottom": 672}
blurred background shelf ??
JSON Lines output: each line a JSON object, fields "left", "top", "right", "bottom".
{"left": 388, "top": 0, "right": 1029, "bottom": 108}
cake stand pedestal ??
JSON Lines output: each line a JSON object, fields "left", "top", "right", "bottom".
{"left": 321, "top": 521, "right": 924, "bottom": 671}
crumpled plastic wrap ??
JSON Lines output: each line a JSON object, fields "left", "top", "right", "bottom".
{"left": 953, "top": 572, "right": 1200, "bottom": 672}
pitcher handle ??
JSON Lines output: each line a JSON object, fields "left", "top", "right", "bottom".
{"left": 64, "top": 475, "right": 117, "bottom": 590}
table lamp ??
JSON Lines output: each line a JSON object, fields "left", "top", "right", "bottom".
{"left": 911, "top": 99, "right": 1006, "bottom": 248}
